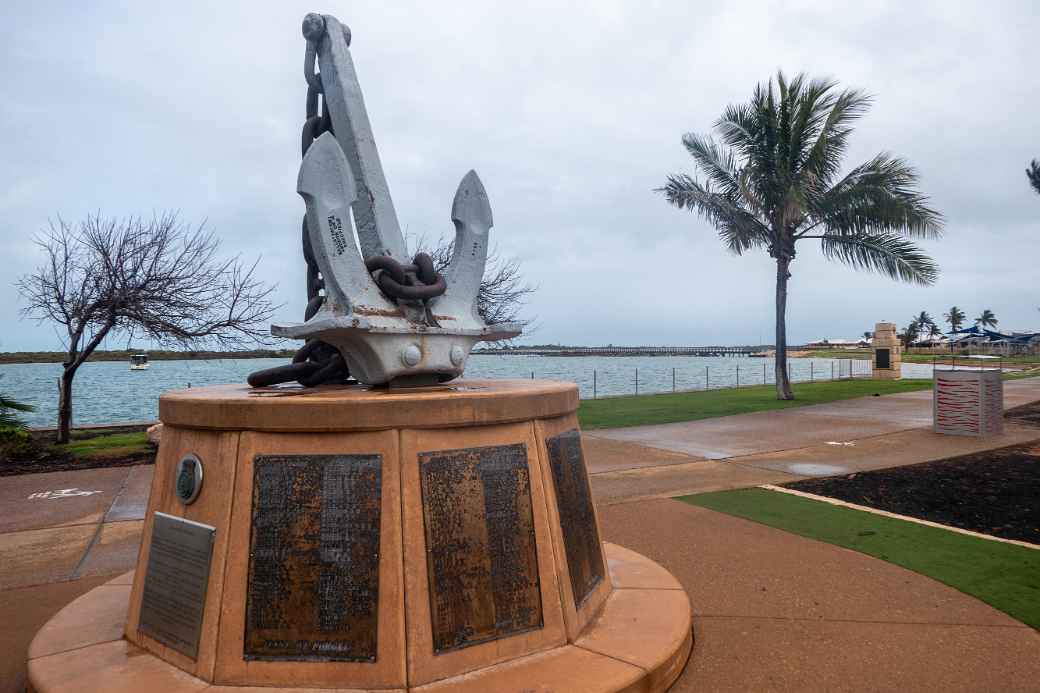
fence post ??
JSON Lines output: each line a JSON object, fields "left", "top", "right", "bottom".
{"left": 705, "top": 365, "right": 709, "bottom": 390}
{"left": 736, "top": 365, "right": 740, "bottom": 388}
{"left": 593, "top": 369, "right": 597, "bottom": 399}
{"left": 763, "top": 362, "right": 766, "bottom": 384}
{"left": 810, "top": 362, "right": 814, "bottom": 382}
{"left": 531, "top": 371, "right": 534, "bottom": 379}
{"left": 672, "top": 367, "right": 676, "bottom": 393}
{"left": 635, "top": 367, "right": 639, "bottom": 395}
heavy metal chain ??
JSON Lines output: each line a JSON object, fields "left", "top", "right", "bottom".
{"left": 248, "top": 16, "right": 446, "bottom": 389}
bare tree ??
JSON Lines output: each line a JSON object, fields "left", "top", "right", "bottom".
{"left": 18, "top": 213, "right": 277, "bottom": 442}
{"left": 415, "top": 236, "right": 536, "bottom": 331}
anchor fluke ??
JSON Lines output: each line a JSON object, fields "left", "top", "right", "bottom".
{"left": 451, "top": 170, "right": 493, "bottom": 231}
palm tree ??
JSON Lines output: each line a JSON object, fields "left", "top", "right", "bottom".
{"left": 944, "top": 306, "right": 966, "bottom": 332}
{"left": 1028, "top": 160, "right": 1040, "bottom": 195}
{"left": 901, "top": 319, "right": 922, "bottom": 348}
{"left": 914, "top": 311, "right": 935, "bottom": 330}
{"left": 927, "top": 323, "right": 943, "bottom": 340}
{"left": 661, "top": 72, "right": 942, "bottom": 399}
{"left": 975, "top": 309, "right": 998, "bottom": 330}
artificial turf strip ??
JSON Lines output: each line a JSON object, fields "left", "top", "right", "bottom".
{"left": 577, "top": 379, "right": 933, "bottom": 430}
{"left": 60, "top": 431, "right": 152, "bottom": 459}
{"left": 680, "top": 488, "right": 1040, "bottom": 630}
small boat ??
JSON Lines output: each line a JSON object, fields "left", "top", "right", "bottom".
{"left": 129, "top": 353, "right": 150, "bottom": 371}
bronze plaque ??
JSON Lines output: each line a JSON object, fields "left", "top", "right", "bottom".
{"left": 546, "top": 429, "right": 604, "bottom": 609}
{"left": 419, "top": 443, "right": 543, "bottom": 653}
{"left": 138, "top": 512, "right": 215, "bottom": 660}
{"left": 245, "top": 454, "right": 382, "bottom": 661}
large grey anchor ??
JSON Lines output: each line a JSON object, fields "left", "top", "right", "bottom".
{"left": 271, "top": 13, "right": 520, "bottom": 387}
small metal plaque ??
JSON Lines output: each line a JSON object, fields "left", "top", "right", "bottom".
{"left": 138, "top": 511, "right": 216, "bottom": 659}
{"left": 546, "top": 429, "right": 605, "bottom": 609}
{"left": 419, "top": 443, "right": 543, "bottom": 654}
{"left": 245, "top": 454, "right": 382, "bottom": 661}
{"left": 174, "top": 454, "right": 204, "bottom": 505}
{"left": 876, "top": 348, "right": 891, "bottom": 369}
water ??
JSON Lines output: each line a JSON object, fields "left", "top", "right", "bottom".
{"left": 0, "top": 354, "right": 933, "bottom": 429}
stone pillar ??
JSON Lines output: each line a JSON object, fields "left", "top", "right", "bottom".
{"left": 872, "top": 322, "right": 902, "bottom": 380}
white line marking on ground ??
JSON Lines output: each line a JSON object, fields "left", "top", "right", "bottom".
{"left": 760, "top": 484, "right": 1039, "bottom": 551}
{"left": 27, "top": 488, "right": 103, "bottom": 500}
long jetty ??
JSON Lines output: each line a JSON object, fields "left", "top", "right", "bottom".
{"left": 476, "top": 346, "right": 759, "bottom": 357}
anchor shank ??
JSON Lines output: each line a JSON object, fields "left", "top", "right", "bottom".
{"left": 317, "top": 15, "right": 407, "bottom": 260}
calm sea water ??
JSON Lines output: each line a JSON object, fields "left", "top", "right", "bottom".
{"left": 0, "top": 354, "right": 932, "bottom": 429}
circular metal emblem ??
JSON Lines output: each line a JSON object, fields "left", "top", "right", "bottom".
{"left": 174, "top": 454, "right": 204, "bottom": 505}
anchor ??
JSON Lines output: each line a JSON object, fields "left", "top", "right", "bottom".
{"left": 258, "top": 13, "right": 520, "bottom": 388}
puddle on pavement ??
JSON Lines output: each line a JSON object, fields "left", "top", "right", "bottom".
{"left": 784, "top": 463, "right": 850, "bottom": 476}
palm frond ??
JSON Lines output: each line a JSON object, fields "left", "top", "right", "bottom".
{"left": 659, "top": 174, "right": 770, "bottom": 254}
{"left": 680, "top": 133, "right": 740, "bottom": 198}
{"left": 819, "top": 232, "right": 938, "bottom": 285}
{"left": 1028, "top": 159, "right": 1040, "bottom": 195}
{"left": 809, "top": 153, "right": 943, "bottom": 239}
{"left": 0, "top": 392, "right": 34, "bottom": 429}
{"left": 799, "top": 87, "right": 872, "bottom": 190}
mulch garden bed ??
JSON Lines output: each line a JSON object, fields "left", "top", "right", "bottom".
{"left": 786, "top": 400, "right": 1040, "bottom": 544}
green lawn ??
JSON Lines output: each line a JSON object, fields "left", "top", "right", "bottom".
{"left": 60, "top": 431, "right": 152, "bottom": 459}
{"left": 578, "top": 379, "right": 933, "bottom": 429}
{"left": 681, "top": 488, "right": 1040, "bottom": 629}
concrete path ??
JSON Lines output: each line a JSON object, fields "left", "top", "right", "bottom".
{"left": 587, "top": 377, "right": 1040, "bottom": 504}
{"left": 600, "top": 499, "right": 1040, "bottom": 692}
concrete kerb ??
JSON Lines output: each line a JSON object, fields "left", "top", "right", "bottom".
{"left": 760, "top": 484, "right": 1040, "bottom": 551}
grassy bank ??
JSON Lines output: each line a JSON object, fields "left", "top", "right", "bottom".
{"left": 681, "top": 488, "right": 1040, "bottom": 629}
{"left": 577, "top": 378, "right": 932, "bottom": 429}
{"left": 0, "top": 349, "right": 296, "bottom": 364}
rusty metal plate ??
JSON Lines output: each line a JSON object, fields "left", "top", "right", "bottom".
{"left": 245, "top": 454, "right": 382, "bottom": 661}
{"left": 138, "top": 512, "right": 215, "bottom": 660}
{"left": 546, "top": 429, "right": 605, "bottom": 609}
{"left": 419, "top": 443, "right": 543, "bottom": 653}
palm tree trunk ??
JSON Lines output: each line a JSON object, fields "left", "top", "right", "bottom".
{"left": 774, "top": 257, "right": 794, "bottom": 400}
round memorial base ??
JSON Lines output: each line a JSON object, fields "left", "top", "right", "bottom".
{"left": 28, "top": 380, "right": 692, "bottom": 692}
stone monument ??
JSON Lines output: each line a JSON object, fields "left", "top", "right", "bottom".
{"left": 872, "top": 321, "right": 902, "bottom": 380}
{"left": 27, "top": 13, "right": 692, "bottom": 693}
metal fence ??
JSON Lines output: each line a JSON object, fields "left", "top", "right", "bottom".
{"left": 523, "top": 359, "right": 873, "bottom": 400}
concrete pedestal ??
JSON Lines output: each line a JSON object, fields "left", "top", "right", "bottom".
{"left": 28, "top": 380, "right": 692, "bottom": 692}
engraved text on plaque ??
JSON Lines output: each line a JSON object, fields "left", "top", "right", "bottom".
{"left": 419, "top": 443, "right": 543, "bottom": 653}
{"left": 138, "top": 512, "right": 216, "bottom": 659}
{"left": 245, "top": 454, "right": 382, "bottom": 661}
{"left": 546, "top": 429, "right": 605, "bottom": 608}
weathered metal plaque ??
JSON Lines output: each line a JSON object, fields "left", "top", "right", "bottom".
{"left": 245, "top": 454, "right": 382, "bottom": 661}
{"left": 546, "top": 429, "right": 605, "bottom": 609}
{"left": 419, "top": 443, "right": 542, "bottom": 653}
{"left": 138, "top": 511, "right": 216, "bottom": 659}
{"left": 876, "top": 348, "right": 891, "bottom": 369}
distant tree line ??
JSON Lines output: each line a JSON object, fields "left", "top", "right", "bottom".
{"left": 897, "top": 306, "right": 999, "bottom": 347}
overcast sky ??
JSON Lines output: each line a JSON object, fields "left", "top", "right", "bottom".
{"left": 1, "top": 0, "right": 1037, "bottom": 351}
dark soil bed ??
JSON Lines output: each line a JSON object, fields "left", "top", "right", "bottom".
{"left": 787, "top": 440, "right": 1040, "bottom": 545}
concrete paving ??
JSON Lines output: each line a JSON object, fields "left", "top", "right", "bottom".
{"left": 599, "top": 499, "right": 1040, "bottom": 693}
{"left": 587, "top": 377, "right": 1040, "bottom": 504}
{"left": 590, "top": 378, "right": 1040, "bottom": 460}
{"left": 2, "top": 380, "right": 1040, "bottom": 691}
